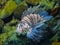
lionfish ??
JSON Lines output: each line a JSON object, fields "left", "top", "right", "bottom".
{"left": 15, "top": 5, "right": 53, "bottom": 42}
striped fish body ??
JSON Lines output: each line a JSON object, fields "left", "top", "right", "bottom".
{"left": 16, "top": 11, "right": 53, "bottom": 42}
{"left": 21, "top": 14, "right": 45, "bottom": 27}
{"left": 16, "top": 14, "right": 44, "bottom": 35}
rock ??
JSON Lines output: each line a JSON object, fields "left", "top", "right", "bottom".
{"left": 25, "top": 0, "right": 40, "bottom": 6}
{"left": 0, "top": 0, "right": 17, "bottom": 19}
{"left": 14, "top": 2, "right": 28, "bottom": 20}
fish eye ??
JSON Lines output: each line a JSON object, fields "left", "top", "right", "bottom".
{"left": 18, "top": 23, "right": 23, "bottom": 28}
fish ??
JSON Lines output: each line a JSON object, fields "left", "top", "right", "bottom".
{"left": 15, "top": 6, "right": 53, "bottom": 42}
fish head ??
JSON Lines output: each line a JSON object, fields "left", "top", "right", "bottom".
{"left": 16, "top": 22, "right": 30, "bottom": 35}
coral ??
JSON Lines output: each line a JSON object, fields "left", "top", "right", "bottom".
{"left": 0, "top": 26, "right": 16, "bottom": 45}
{"left": 4, "top": 0, "right": 17, "bottom": 15}
{"left": 3, "top": 19, "right": 19, "bottom": 32}
{"left": 52, "top": 42, "right": 60, "bottom": 45}
{"left": 0, "top": 0, "right": 8, "bottom": 9}
{"left": 46, "top": 14, "right": 60, "bottom": 42}
{"left": 0, "top": 19, "right": 4, "bottom": 33}
{"left": 0, "top": 19, "right": 19, "bottom": 45}
{"left": 14, "top": 0, "right": 24, "bottom": 4}
{"left": 25, "top": 0, "right": 40, "bottom": 6}
{"left": 0, "top": 9, "right": 9, "bottom": 19}
{"left": 0, "top": 0, "right": 17, "bottom": 19}
{"left": 50, "top": 6, "right": 60, "bottom": 16}
{"left": 39, "top": 0, "right": 57, "bottom": 11}
{"left": 0, "top": 19, "right": 4, "bottom": 28}
{"left": 14, "top": 2, "right": 28, "bottom": 19}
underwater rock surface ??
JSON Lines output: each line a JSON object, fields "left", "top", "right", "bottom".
{"left": 0, "top": 0, "right": 17, "bottom": 19}
{"left": 14, "top": 2, "right": 28, "bottom": 20}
